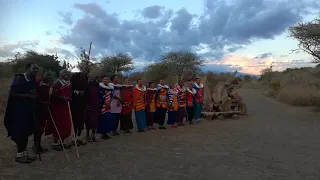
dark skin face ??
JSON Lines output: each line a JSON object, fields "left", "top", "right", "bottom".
{"left": 137, "top": 79, "right": 143, "bottom": 86}
{"left": 196, "top": 78, "right": 201, "bottom": 84}
{"left": 160, "top": 79, "right": 164, "bottom": 85}
{"left": 42, "top": 73, "right": 53, "bottom": 84}
{"left": 179, "top": 81, "right": 184, "bottom": 87}
{"left": 188, "top": 84, "right": 193, "bottom": 89}
{"left": 62, "top": 73, "right": 70, "bottom": 80}
{"left": 102, "top": 77, "right": 109, "bottom": 85}
{"left": 150, "top": 82, "right": 156, "bottom": 88}
{"left": 169, "top": 83, "right": 174, "bottom": 89}
{"left": 124, "top": 78, "right": 130, "bottom": 85}
{"left": 26, "top": 64, "right": 39, "bottom": 78}
{"left": 112, "top": 76, "right": 119, "bottom": 84}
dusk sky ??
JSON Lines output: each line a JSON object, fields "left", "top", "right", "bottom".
{"left": 1, "top": 0, "right": 319, "bottom": 75}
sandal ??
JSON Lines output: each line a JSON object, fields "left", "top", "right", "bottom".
{"left": 15, "top": 156, "right": 32, "bottom": 164}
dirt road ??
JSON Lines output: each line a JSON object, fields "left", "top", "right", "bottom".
{"left": 0, "top": 89, "right": 319, "bottom": 180}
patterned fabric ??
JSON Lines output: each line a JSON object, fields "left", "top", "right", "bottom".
{"left": 146, "top": 88, "right": 156, "bottom": 112}
{"left": 176, "top": 85, "right": 186, "bottom": 108}
{"left": 193, "top": 83, "right": 204, "bottom": 103}
{"left": 109, "top": 83, "right": 122, "bottom": 113}
{"left": 186, "top": 88, "right": 196, "bottom": 107}
{"left": 133, "top": 84, "right": 146, "bottom": 111}
{"left": 99, "top": 83, "right": 113, "bottom": 114}
{"left": 121, "top": 86, "right": 133, "bottom": 114}
{"left": 168, "top": 88, "right": 179, "bottom": 111}
{"left": 86, "top": 81, "right": 100, "bottom": 130}
{"left": 156, "top": 84, "right": 168, "bottom": 108}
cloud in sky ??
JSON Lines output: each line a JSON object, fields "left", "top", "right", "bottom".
{"left": 1, "top": 0, "right": 319, "bottom": 74}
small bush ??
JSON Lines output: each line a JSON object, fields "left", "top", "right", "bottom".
{"left": 269, "top": 81, "right": 281, "bottom": 91}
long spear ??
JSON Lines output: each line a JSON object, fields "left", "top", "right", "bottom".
{"left": 67, "top": 102, "right": 80, "bottom": 158}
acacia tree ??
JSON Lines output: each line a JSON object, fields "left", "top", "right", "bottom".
{"left": 11, "top": 51, "right": 64, "bottom": 76}
{"left": 99, "top": 53, "right": 134, "bottom": 77}
{"left": 144, "top": 62, "right": 169, "bottom": 82}
{"left": 259, "top": 62, "right": 274, "bottom": 84}
{"left": 289, "top": 18, "right": 320, "bottom": 64}
{"left": 161, "top": 51, "right": 203, "bottom": 82}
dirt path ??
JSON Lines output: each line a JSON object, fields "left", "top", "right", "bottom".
{"left": 0, "top": 89, "right": 319, "bottom": 180}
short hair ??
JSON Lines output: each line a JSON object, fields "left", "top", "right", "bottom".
{"left": 59, "top": 69, "right": 70, "bottom": 77}
{"left": 110, "top": 75, "right": 117, "bottom": 82}
{"left": 195, "top": 77, "right": 200, "bottom": 80}
{"left": 124, "top": 76, "right": 129, "bottom": 81}
{"left": 25, "top": 63, "right": 32, "bottom": 70}
{"left": 137, "top": 78, "right": 141, "bottom": 83}
{"left": 101, "top": 75, "right": 107, "bottom": 79}
{"left": 148, "top": 81, "right": 154, "bottom": 86}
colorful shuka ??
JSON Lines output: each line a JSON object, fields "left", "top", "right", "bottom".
{"left": 193, "top": 82, "right": 204, "bottom": 121}
{"left": 4, "top": 73, "right": 38, "bottom": 161}
{"left": 167, "top": 88, "right": 179, "bottom": 126}
{"left": 70, "top": 72, "right": 88, "bottom": 138}
{"left": 46, "top": 78, "right": 72, "bottom": 142}
{"left": 120, "top": 85, "right": 134, "bottom": 131}
{"left": 155, "top": 84, "right": 169, "bottom": 127}
{"left": 109, "top": 83, "right": 122, "bottom": 134}
{"left": 133, "top": 84, "right": 147, "bottom": 131}
{"left": 85, "top": 81, "right": 100, "bottom": 131}
{"left": 186, "top": 87, "right": 196, "bottom": 123}
{"left": 176, "top": 84, "right": 187, "bottom": 125}
{"left": 145, "top": 87, "right": 157, "bottom": 127}
{"left": 97, "top": 83, "right": 113, "bottom": 134}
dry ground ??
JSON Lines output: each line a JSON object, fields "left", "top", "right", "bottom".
{"left": 0, "top": 89, "right": 320, "bottom": 180}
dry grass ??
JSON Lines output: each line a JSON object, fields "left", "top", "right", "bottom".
{"left": 275, "top": 87, "right": 320, "bottom": 106}
{"left": 250, "top": 67, "right": 320, "bottom": 107}
{"left": 0, "top": 78, "right": 11, "bottom": 113}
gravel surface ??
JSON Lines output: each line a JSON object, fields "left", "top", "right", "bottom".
{"left": 0, "top": 89, "right": 319, "bottom": 180}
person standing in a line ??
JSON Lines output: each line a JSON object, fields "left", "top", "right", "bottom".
{"left": 4, "top": 63, "right": 39, "bottom": 164}
{"left": 176, "top": 81, "right": 187, "bottom": 126}
{"left": 120, "top": 77, "right": 134, "bottom": 134}
{"left": 33, "top": 71, "right": 53, "bottom": 154}
{"left": 167, "top": 83, "right": 179, "bottom": 128}
{"left": 145, "top": 81, "right": 157, "bottom": 130}
{"left": 133, "top": 79, "right": 147, "bottom": 132}
{"left": 85, "top": 76, "right": 100, "bottom": 142}
{"left": 97, "top": 76, "right": 113, "bottom": 139}
{"left": 186, "top": 83, "right": 196, "bottom": 124}
{"left": 46, "top": 69, "right": 72, "bottom": 151}
{"left": 193, "top": 78, "right": 204, "bottom": 123}
{"left": 70, "top": 66, "right": 89, "bottom": 146}
{"left": 108, "top": 75, "right": 123, "bottom": 136}
{"left": 155, "top": 79, "right": 168, "bottom": 129}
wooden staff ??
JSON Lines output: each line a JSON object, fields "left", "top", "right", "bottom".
{"left": 48, "top": 107, "right": 70, "bottom": 162}
{"left": 67, "top": 102, "right": 80, "bottom": 158}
